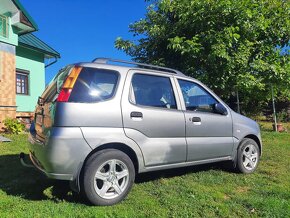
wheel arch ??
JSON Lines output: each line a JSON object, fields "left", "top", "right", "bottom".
{"left": 244, "top": 134, "right": 262, "bottom": 156}
{"left": 233, "top": 134, "right": 261, "bottom": 173}
{"left": 232, "top": 134, "right": 262, "bottom": 168}
{"left": 84, "top": 143, "right": 139, "bottom": 173}
{"left": 70, "top": 142, "right": 140, "bottom": 193}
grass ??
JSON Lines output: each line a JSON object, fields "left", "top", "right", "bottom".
{"left": 0, "top": 128, "right": 289, "bottom": 217}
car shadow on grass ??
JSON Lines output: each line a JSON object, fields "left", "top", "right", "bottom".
{"left": 0, "top": 154, "right": 87, "bottom": 204}
{"left": 0, "top": 154, "right": 234, "bottom": 203}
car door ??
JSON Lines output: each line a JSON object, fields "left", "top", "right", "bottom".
{"left": 121, "top": 71, "right": 187, "bottom": 167}
{"left": 176, "top": 78, "right": 234, "bottom": 161}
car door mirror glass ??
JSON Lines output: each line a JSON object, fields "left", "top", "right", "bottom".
{"left": 214, "top": 103, "right": 228, "bottom": 115}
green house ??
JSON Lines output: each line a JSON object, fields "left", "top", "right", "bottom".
{"left": 0, "top": 0, "right": 60, "bottom": 129}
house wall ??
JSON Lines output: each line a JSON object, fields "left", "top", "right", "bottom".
{"left": 16, "top": 46, "right": 45, "bottom": 113}
{"left": 0, "top": 12, "right": 17, "bottom": 129}
{"left": 0, "top": 42, "right": 16, "bottom": 129}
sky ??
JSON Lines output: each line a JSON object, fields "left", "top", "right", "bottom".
{"left": 20, "top": 0, "right": 148, "bottom": 83}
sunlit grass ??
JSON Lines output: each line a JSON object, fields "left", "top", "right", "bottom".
{"left": 0, "top": 128, "right": 289, "bottom": 217}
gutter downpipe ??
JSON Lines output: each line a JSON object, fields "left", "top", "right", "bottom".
{"left": 45, "top": 57, "right": 58, "bottom": 68}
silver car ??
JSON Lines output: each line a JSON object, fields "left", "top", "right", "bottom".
{"left": 24, "top": 58, "right": 262, "bottom": 206}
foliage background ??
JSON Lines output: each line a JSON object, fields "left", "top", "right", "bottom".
{"left": 115, "top": 0, "right": 290, "bottom": 116}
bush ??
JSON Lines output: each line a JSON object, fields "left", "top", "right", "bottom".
{"left": 3, "top": 118, "right": 25, "bottom": 134}
{"left": 276, "top": 110, "right": 288, "bottom": 123}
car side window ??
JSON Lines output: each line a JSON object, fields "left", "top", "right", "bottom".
{"left": 178, "top": 79, "right": 218, "bottom": 113}
{"left": 131, "top": 73, "right": 177, "bottom": 109}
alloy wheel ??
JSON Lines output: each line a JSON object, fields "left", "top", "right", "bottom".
{"left": 242, "top": 144, "right": 258, "bottom": 171}
{"left": 94, "top": 159, "right": 129, "bottom": 199}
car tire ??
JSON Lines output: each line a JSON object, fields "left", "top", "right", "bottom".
{"left": 82, "top": 149, "right": 135, "bottom": 206}
{"left": 236, "top": 138, "right": 260, "bottom": 174}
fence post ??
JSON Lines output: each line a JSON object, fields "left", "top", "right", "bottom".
{"left": 236, "top": 89, "right": 240, "bottom": 114}
{"left": 271, "top": 84, "right": 277, "bottom": 132}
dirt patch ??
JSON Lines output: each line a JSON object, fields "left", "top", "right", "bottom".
{"left": 236, "top": 186, "right": 250, "bottom": 193}
{"left": 223, "top": 194, "right": 230, "bottom": 200}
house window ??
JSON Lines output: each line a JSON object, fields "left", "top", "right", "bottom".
{"left": 0, "top": 14, "right": 8, "bottom": 38}
{"left": 16, "top": 70, "right": 29, "bottom": 95}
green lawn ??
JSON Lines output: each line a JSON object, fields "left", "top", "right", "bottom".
{"left": 0, "top": 130, "right": 289, "bottom": 217}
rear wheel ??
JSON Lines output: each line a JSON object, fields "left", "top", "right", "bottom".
{"left": 236, "top": 138, "right": 260, "bottom": 173}
{"left": 82, "top": 149, "right": 135, "bottom": 206}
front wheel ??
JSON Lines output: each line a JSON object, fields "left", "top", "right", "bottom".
{"left": 236, "top": 138, "right": 260, "bottom": 173}
{"left": 82, "top": 149, "right": 135, "bottom": 206}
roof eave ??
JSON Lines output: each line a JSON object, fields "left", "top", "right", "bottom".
{"left": 12, "top": 0, "right": 38, "bottom": 31}
{"left": 19, "top": 42, "right": 61, "bottom": 58}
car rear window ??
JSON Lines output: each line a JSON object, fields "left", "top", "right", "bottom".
{"left": 39, "top": 65, "right": 72, "bottom": 103}
{"left": 69, "top": 67, "right": 119, "bottom": 103}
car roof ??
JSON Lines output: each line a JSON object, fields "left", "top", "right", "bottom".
{"left": 76, "top": 58, "right": 188, "bottom": 78}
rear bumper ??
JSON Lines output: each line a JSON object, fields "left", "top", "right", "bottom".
{"left": 28, "top": 127, "right": 92, "bottom": 181}
{"left": 20, "top": 151, "right": 74, "bottom": 180}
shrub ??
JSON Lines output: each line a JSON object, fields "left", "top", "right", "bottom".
{"left": 276, "top": 110, "right": 288, "bottom": 123}
{"left": 3, "top": 118, "right": 25, "bottom": 134}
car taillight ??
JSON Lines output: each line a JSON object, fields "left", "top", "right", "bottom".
{"left": 57, "top": 67, "right": 82, "bottom": 102}
{"left": 57, "top": 88, "right": 72, "bottom": 102}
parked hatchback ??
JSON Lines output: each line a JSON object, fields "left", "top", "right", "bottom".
{"left": 24, "top": 58, "right": 262, "bottom": 206}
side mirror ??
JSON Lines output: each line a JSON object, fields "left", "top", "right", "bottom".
{"left": 214, "top": 103, "right": 228, "bottom": 115}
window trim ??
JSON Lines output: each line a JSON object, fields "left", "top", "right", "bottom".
{"left": 129, "top": 72, "right": 179, "bottom": 111}
{"left": 177, "top": 78, "right": 227, "bottom": 115}
{"left": 16, "top": 69, "right": 30, "bottom": 95}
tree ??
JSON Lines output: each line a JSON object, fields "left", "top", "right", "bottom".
{"left": 115, "top": 0, "right": 290, "bottom": 115}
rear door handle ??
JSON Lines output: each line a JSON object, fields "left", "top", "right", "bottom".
{"left": 191, "top": 117, "right": 201, "bottom": 122}
{"left": 130, "top": 111, "right": 143, "bottom": 118}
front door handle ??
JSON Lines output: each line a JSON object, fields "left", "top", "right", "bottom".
{"left": 130, "top": 111, "right": 143, "bottom": 118}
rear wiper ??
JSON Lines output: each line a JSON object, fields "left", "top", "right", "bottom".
{"left": 37, "top": 97, "right": 44, "bottom": 106}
